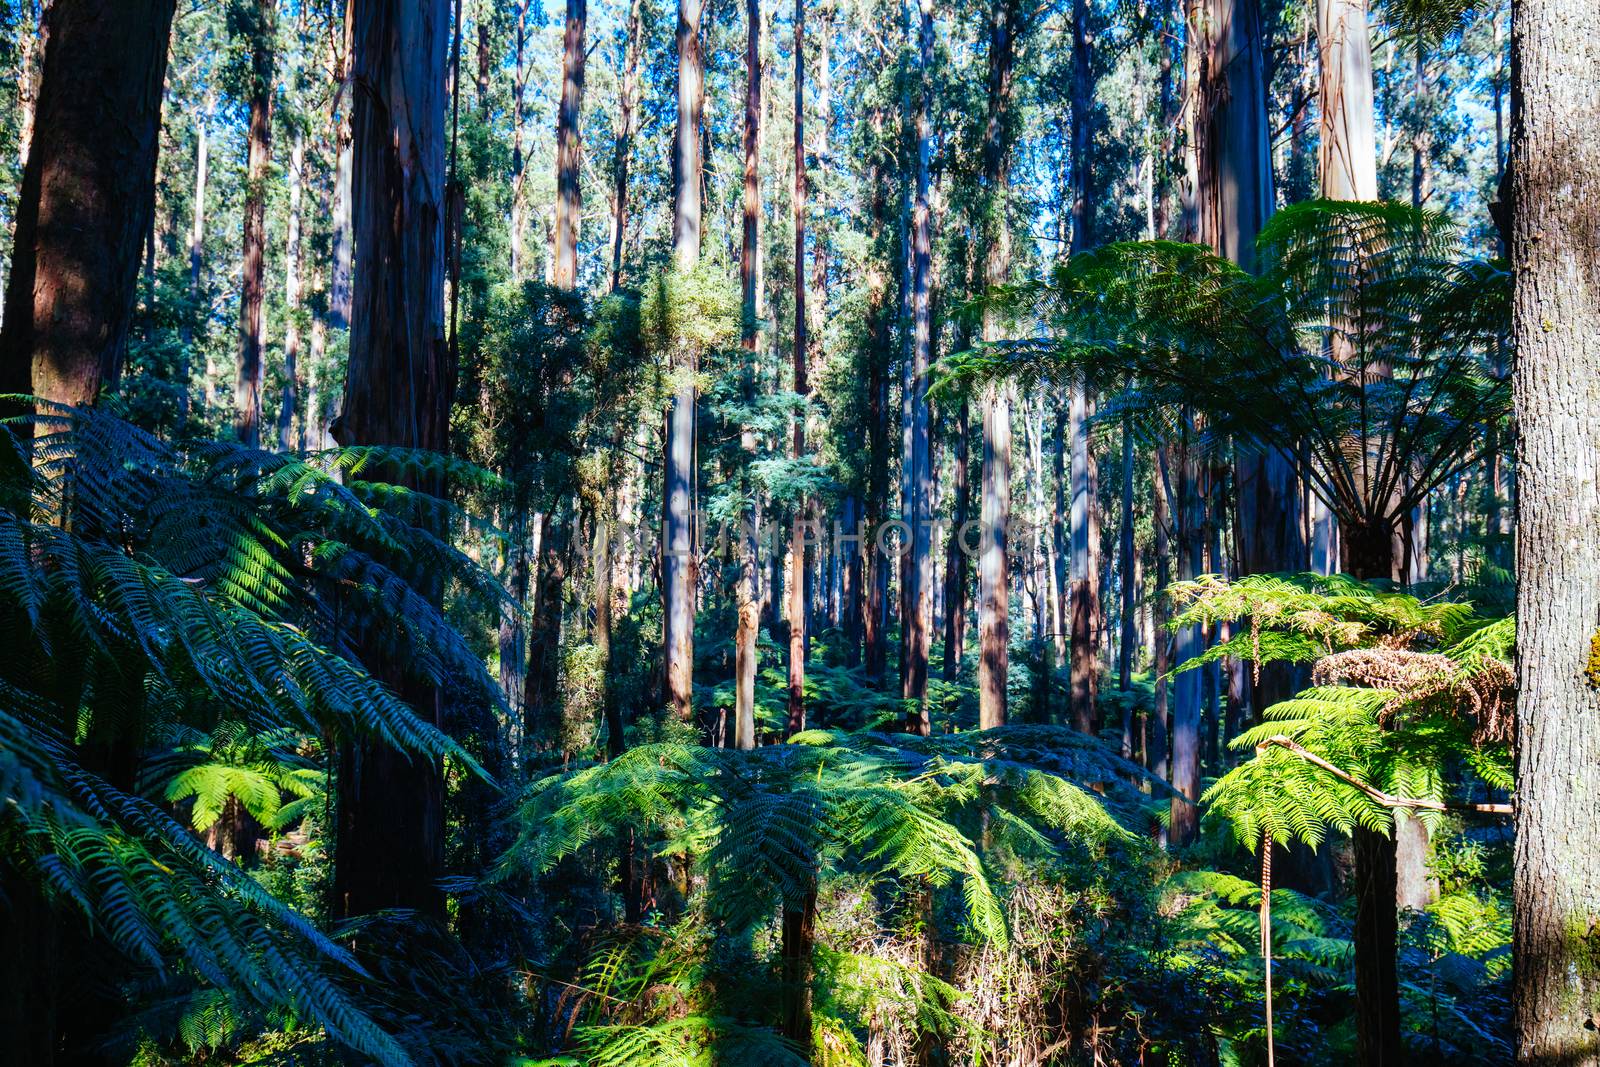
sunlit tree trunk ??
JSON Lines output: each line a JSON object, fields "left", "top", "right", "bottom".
{"left": 976, "top": 0, "right": 1017, "bottom": 730}
{"left": 330, "top": 0, "right": 451, "bottom": 922}
{"left": 1117, "top": 418, "right": 1136, "bottom": 753}
{"left": 553, "top": 0, "right": 585, "bottom": 289}
{"left": 0, "top": 0, "right": 176, "bottom": 410}
{"left": 1510, "top": 2, "right": 1600, "bottom": 1058}
{"left": 734, "top": 0, "right": 762, "bottom": 749}
{"left": 1317, "top": 0, "right": 1378, "bottom": 203}
{"left": 278, "top": 130, "right": 305, "bottom": 452}
{"left": 609, "top": 0, "right": 643, "bottom": 291}
{"left": 235, "top": 0, "right": 276, "bottom": 449}
{"left": 787, "top": 0, "right": 811, "bottom": 735}
{"left": 663, "top": 0, "right": 705, "bottom": 723}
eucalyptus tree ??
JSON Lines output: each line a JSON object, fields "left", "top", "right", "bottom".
{"left": 975, "top": 0, "right": 1020, "bottom": 731}
{"left": 664, "top": 0, "right": 707, "bottom": 723}
{"left": 1508, "top": 1, "right": 1600, "bottom": 1059}
{"left": 233, "top": 0, "right": 277, "bottom": 448}
{"left": 554, "top": 0, "right": 585, "bottom": 290}
{"left": 0, "top": 0, "right": 178, "bottom": 410}
{"left": 330, "top": 0, "right": 454, "bottom": 920}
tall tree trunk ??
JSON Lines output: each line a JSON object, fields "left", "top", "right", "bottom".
{"left": 1151, "top": 454, "right": 1171, "bottom": 783}
{"left": 942, "top": 399, "right": 971, "bottom": 681}
{"left": 329, "top": 44, "right": 354, "bottom": 332}
{"left": 0, "top": 0, "right": 177, "bottom": 409}
{"left": 235, "top": 0, "right": 276, "bottom": 449}
{"left": 553, "top": 0, "right": 585, "bottom": 289}
{"left": 1068, "top": 387, "right": 1095, "bottom": 733}
{"left": 185, "top": 93, "right": 213, "bottom": 416}
{"left": 862, "top": 120, "right": 891, "bottom": 682}
{"left": 1509, "top": 3, "right": 1600, "bottom": 1059}
{"left": 664, "top": 0, "right": 705, "bottom": 722}
{"left": 278, "top": 129, "right": 305, "bottom": 451}
{"left": 1317, "top": 0, "right": 1378, "bottom": 202}
{"left": 902, "top": 0, "right": 935, "bottom": 730}
{"left": 1168, "top": 418, "right": 1205, "bottom": 846}
{"left": 330, "top": 0, "right": 452, "bottom": 922}
{"left": 788, "top": 0, "right": 811, "bottom": 735}
{"left": 609, "top": 0, "right": 644, "bottom": 291}
{"left": 0, "top": 2, "right": 177, "bottom": 1050}
{"left": 734, "top": 0, "right": 762, "bottom": 749}
{"left": 1117, "top": 417, "right": 1136, "bottom": 753}
{"left": 976, "top": 0, "right": 1017, "bottom": 731}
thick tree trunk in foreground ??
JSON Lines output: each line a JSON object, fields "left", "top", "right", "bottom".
{"left": 331, "top": 0, "right": 452, "bottom": 922}
{"left": 1509, "top": 2, "right": 1600, "bottom": 1059}
{"left": 0, "top": 0, "right": 177, "bottom": 408}
{"left": 663, "top": 0, "right": 705, "bottom": 723}
{"left": 553, "top": 0, "right": 585, "bottom": 290}
{"left": 235, "top": 0, "right": 276, "bottom": 449}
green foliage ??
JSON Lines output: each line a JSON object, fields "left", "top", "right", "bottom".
{"left": 940, "top": 202, "right": 1509, "bottom": 538}
{"left": 0, "top": 403, "right": 508, "bottom": 1063}
{"left": 1164, "top": 575, "right": 1513, "bottom": 850}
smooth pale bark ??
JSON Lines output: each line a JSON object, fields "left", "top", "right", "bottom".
{"left": 1510, "top": 2, "right": 1600, "bottom": 1059}
{"left": 278, "top": 131, "right": 305, "bottom": 452}
{"left": 1317, "top": 0, "right": 1378, "bottom": 201}
{"left": 788, "top": 0, "right": 811, "bottom": 736}
{"left": 663, "top": 0, "right": 704, "bottom": 722}
{"left": 609, "top": 0, "right": 644, "bottom": 291}
{"left": 330, "top": 0, "right": 451, "bottom": 922}
{"left": 902, "top": 0, "right": 934, "bottom": 729}
{"left": 235, "top": 0, "right": 276, "bottom": 449}
{"left": 553, "top": 0, "right": 585, "bottom": 290}
{"left": 0, "top": 0, "right": 177, "bottom": 409}
{"left": 734, "top": 0, "right": 762, "bottom": 749}
{"left": 976, "top": 0, "right": 1017, "bottom": 731}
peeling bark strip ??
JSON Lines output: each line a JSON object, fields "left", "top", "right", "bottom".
{"left": 0, "top": 0, "right": 178, "bottom": 408}
{"left": 331, "top": 0, "right": 452, "bottom": 921}
{"left": 1509, "top": 0, "right": 1600, "bottom": 1059}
